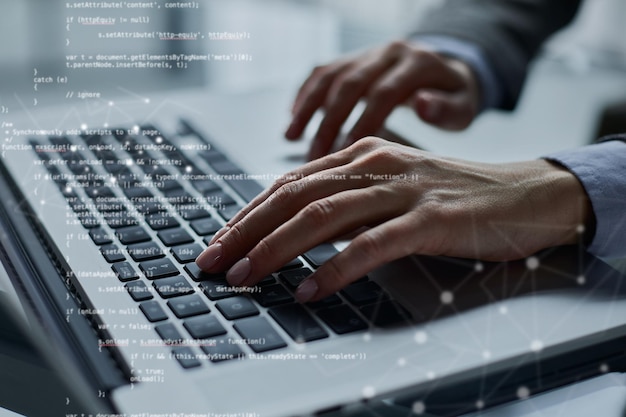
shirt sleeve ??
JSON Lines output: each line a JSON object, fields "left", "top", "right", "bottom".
{"left": 412, "top": 0, "right": 582, "bottom": 110}
{"left": 544, "top": 139, "right": 626, "bottom": 259}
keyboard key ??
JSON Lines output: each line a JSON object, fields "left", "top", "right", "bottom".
{"left": 145, "top": 213, "right": 179, "bottom": 230}
{"left": 104, "top": 212, "right": 138, "bottom": 228}
{"left": 190, "top": 217, "right": 222, "bottom": 236}
{"left": 156, "top": 179, "right": 182, "bottom": 192}
{"left": 171, "top": 243, "right": 203, "bottom": 263}
{"left": 153, "top": 275, "right": 195, "bottom": 298}
{"left": 116, "top": 225, "right": 150, "bottom": 244}
{"left": 341, "top": 281, "right": 388, "bottom": 306}
{"left": 157, "top": 228, "right": 194, "bottom": 246}
{"left": 155, "top": 322, "right": 184, "bottom": 345}
{"left": 279, "top": 268, "right": 312, "bottom": 290}
{"left": 139, "top": 300, "right": 168, "bottom": 322}
{"left": 303, "top": 243, "right": 338, "bottom": 267}
{"left": 127, "top": 241, "right": 164, "bottom": 261}
{"left": 178, "top": 206, "right": 211, "bottom": 221}
{"left": 200, "top": 336, "right": 244, "bottom": 362}
{"left": 122, "top": 186, "right": 153, "bottom": 199}
{"left": 94, "top": 199, "right": 126, "bottom": 213}
{"left": 307, "top": 294, "right": 342, "bottom": 309}
{"left": 164, "top": 188, "right": 196, "bottom": 205}
{"left": 252, "top": 284, "right": 294, "bottom": 307}
{"left": 139, "top": 258, "right": 179, "bottom": 279}
{"left": 257, "top": 275, "right": 276, "bottom": 286}
{"left": 184, "top": 263, "right": 225, "bottom": 282}
{"left": 125, "top": 280, "right": 153, "bottom": 301}
{"left": 233, "top": 316, "right": 287, "bottom": 353}
{"left": 316, "top": 305, "right": 368, "bottom": 334}
{"left": 211, "top": 160, "right": 242, "bottom": 175}
{"left": 112, "top": 261, "right": 139, "bottom": 282}
{"left": 100, "top": 244, "right": 125, "bottom": 263}
{"left": 89, "top": 227, "right": 113, "bottom": 245}
{"left": 167, "top": 294, "right": 210, "bottom": 318}
{"left": 184, "top": 315, "right": 226, "bottom": 339}
{"left": 359, "top": 301, "right": 412, "bottom": 327}
{"left": 198, "top": 147, "right": 226, "bottom": 163}
{"left": 269, "top": 304, "right": 328, "bottom": 342}
{"left": 77, "top": 212, "right": 100, "bottom": 229}
{"left": 85, "top": 186, "right": 115, "bottom": 199}
{"left": 201, "top": 280, "right": 237, "bottom": 300}
{"left": 217, "top": 204, "right": 242, "bottom": 221}
{"left": 278, "top": 258, "right": 304, "bottom": 271}
{"left": 171, "top": 346, "right": 202, "bottom": 369}
{"left": 224, "top": 177, "right": 263, "bottom": 202}
{"left": 134, "top": 200, "right": 165, "bottom": 215}
{"left": 205, "top": 190, "right": 236, "bottom": 207}
{"left": 192, "top": 179, "right": 220, "bottom": 195}
{"left": 216, "top": 296, "right": 259, "bottom": 320}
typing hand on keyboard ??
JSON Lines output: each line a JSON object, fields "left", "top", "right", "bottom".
{"left": 196, "top": 136, "right": 591, "bottom": 302}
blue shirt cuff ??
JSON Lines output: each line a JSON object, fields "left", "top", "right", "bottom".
{"left": 544, "top": 141, "right": 626, "bottom": 259}
{"left": 412, "top": 35, "right": 503, "bottom": 111}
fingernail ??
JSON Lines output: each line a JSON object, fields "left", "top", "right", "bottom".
{"left": 196, "top": 243, "right": 222, "bottom": 270}
{"left": 227, "top": 257, "right": 251, "bottom": 286}
{"left": 295, "top": 279, "right": 318, "bottom": 302}
{"left": 209, "top": 226, "right": 230, "bottom": 245}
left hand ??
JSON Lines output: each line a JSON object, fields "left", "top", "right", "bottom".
{"left": 196, "top": 137, "right": 591, "bottom": 302}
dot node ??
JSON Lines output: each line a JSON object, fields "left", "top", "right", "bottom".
{"left": 526, "top": 256, "right": 539, "bottom": 270}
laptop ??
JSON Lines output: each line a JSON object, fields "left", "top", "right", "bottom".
{"left": 2, "top": 85, "right": 626, "bottom": 417}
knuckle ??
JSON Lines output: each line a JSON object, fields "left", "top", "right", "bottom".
{"left": 224, "top": 221, "right": 247, "bottom": 248}
{"left": 353, "top": 231, "right": 386, "bottom": 262}
{"left": 310, "top": 64, "right": 328, "bottom": 78}
{"left": 269, "top": 180, "right": 305, "bottom": 207}
{"left": 369, "top": 84, "right": 397, "bottom": 102}
{"left": 353, "top": 135, "right": 381, "bottom": 151}
{"left": 252, "top": 236, "right": 276, "bottom": 261}
{"left": 318, "top": 257, "right": 348, "bottom": 292}
{"left": 412, "top": 47, "right": 438, "bottom": 63}
{"left": 301, "top": 199, "right": 336, "bottom": 227}
{"left": 362, "top": 145, "right": 399, "bottom": 166}
{"left": 387, "top": 39, "right": 409, "bottom": 54}
{"left": 338, "top": 73, "right": 366, "bottom": 92}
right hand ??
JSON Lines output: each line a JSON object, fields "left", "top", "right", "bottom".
{"left": 284, "top": 40, "right": 482, "bottom": 160}
{"left": 197, "top": 137, "right": 592, "bottom": 302}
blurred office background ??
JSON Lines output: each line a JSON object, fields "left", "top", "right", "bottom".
{"left": 1, "top": 0, "right": 625, "bottom": 140}
{"left": 2, "top": 0, "right": 625, "bottom": 91}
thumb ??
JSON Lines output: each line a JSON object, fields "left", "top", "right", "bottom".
{"left": 413, "top": 89, "right": 477, "bottom": 131}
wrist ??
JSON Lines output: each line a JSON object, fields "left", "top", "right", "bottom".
{"left": 521, "top": 159, "right": 594, "bottom": 247}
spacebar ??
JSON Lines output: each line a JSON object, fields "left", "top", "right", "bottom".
{"left": 224, "top": 177, "right": 264, "bottom": 202}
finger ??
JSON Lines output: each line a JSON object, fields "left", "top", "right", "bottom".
{"left": 225, "top": 186, "right": 402, "bottom": 288}
{"left": 345, "top": 57, "right": 426, "bottom": 145}
{"left": 198, "top": 162, "right": 372, "bottom": 272}
{"left": 308, "top": 54, "right": 398, "bottom": 160}
{"left": 208, "top": 147, "right": 354, "bottom": 245}
{"left": 413, "top": 89, "right": 476, "bottom": 131}
{"left": 286, "top": 62, "right": 350, "bottom": 141}
{"left": 294, "top": 213, "right": 421, "bottom": 302}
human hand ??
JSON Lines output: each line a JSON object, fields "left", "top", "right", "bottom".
{"left": 196, "top": 137, "right": 592, "bottom": 302}
{"left": 284, "top": 40, "right": 481, "bottom": 160}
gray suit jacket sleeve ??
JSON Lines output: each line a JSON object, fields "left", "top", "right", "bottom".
{"left": 414, "top": 0, "right": 582, "bottom": 110}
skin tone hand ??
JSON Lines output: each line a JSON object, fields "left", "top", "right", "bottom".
{"left": 284, "top": 40, "right": 481, "bottom": 160}
{"left": 196, "top": 137, "right": 592, "bottom": 303}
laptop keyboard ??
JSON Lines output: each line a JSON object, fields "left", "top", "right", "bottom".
{"left": 29, "top": 120, "right": 411, "bottom": 369}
